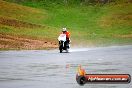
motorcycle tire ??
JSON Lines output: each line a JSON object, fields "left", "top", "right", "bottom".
{"left": 60, "top": 49, "right": 62, "bottom": 53}
{"left": 59, "top": 45, "right": 63, "bottom": 53}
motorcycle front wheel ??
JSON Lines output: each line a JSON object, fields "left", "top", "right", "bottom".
{"left": 59, "top": 44, "right": 63, "bottom": 53}
{"left": 60, "top": 48, "right": 62, "bottom": 53}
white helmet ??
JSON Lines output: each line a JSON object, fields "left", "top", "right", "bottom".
{"left": 62, "top": 28, "right": 67, "bottom": 32}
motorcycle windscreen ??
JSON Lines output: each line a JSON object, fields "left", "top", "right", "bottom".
{"left": 58, "top": 34, "right": 66, "bottom": 41}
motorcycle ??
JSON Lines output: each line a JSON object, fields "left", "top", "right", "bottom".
{"left": 58, "top": 34, "right": 70, "bottom": 53}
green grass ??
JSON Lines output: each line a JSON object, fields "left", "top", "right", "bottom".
{"left": 0, "top": 26, "right": 58, "bottom": 40}
{"left": 0, "top": 0, "right": 132, "bottom": 49}
{"left": 0, "top": 0, "right": 59, "bottom": 41}
{"left": 42, "top": 3, "right": 132, "bottom": 46}
{"left": 0, "top": 0, "right": 49, "bottom": 25}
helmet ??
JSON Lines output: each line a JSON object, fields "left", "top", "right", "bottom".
{"left": 62, "top": 28, "right": 67, "bottom": 32}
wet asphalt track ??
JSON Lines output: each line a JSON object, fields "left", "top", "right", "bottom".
{"left": 0, "top": 45, "right": 132, "bottom": 88}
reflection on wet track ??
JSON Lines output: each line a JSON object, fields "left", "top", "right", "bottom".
{"left": 0, "top": 45, "right": 132, "bottom": 88}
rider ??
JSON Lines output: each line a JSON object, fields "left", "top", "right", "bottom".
{"left": 62, "top": 28, "right": 70, "bottom": 44}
